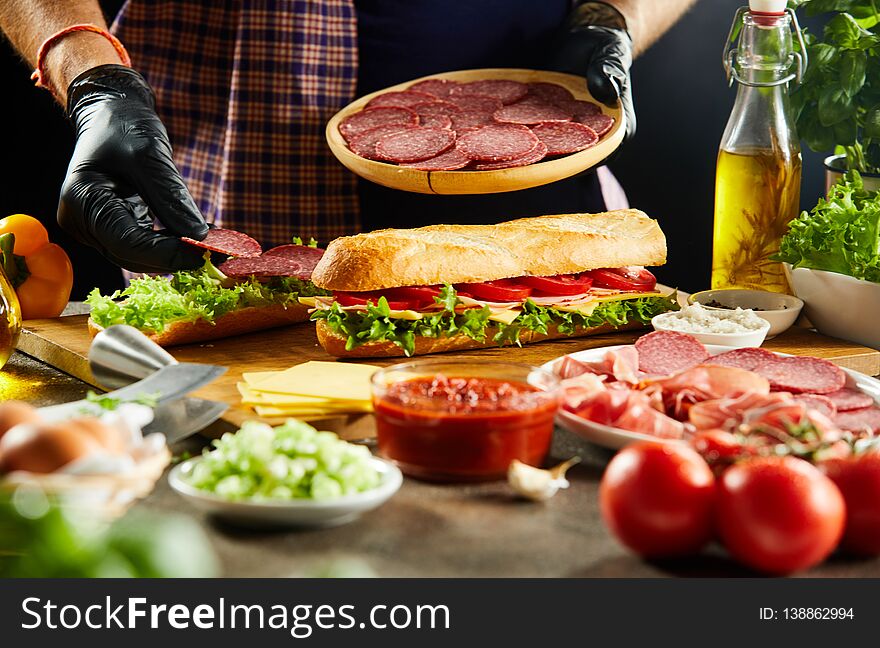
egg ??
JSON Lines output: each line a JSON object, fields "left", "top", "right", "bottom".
{"left": 0, "top": 401, "right": 41, "bottom": 440}
{"left": 67, "top": 418, "right": 126, "bottom": 454}
{"left": 0, "top": 423, "right": 102, "bottom": 474}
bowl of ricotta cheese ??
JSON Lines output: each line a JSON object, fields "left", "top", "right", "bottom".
{"left": 651, "top": 303, "right": 770, "bottom": 348}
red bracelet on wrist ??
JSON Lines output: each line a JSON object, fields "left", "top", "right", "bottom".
{"left": 31, "top": 24, "right": 131, "bottom": 97}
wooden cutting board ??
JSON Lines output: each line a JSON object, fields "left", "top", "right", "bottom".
{"left": 16, "top": 315, "right": 880, "bottom": 437}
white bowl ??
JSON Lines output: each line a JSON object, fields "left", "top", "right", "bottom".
{"left": 650, "top": 312, "right": 770, "bottom": 348}
{"left": 786, "top": 265, "right": 880, "bottom": 350}
{"left": 688, "top": 289, "right": 803, "bottom": 338}
{"left": 169, "top": 456, "right": 402, "bottom": 528}
{"left": 543, "top": 344, "right": 880, "bottom": 450}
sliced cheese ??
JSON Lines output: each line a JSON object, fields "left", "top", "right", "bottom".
{"left": 246, "top": 361, "right": 379, "bottom": 401}
{"left": 487, "top": 308, "right": 522, "bottom": 325}
{"left": 554, "top": 301, "right": 598, "bottom": 316}
{"left": 236, "top": 383, "right": 369, "bottom": 408}
{"left": 254, "top": 406, "right": 354, "bottom": 420}
{"left": 592, "top": 291, "right": 662, "bottom": 302}
{"left": 298, "top": 296, "right": 318, "bottom": 307}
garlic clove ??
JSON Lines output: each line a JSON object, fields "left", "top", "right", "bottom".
{"left": 507, "top": 456, "right": 581, "bottom": 502}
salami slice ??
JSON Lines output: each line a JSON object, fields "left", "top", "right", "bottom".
{"left": 493, "top": 103, "right": 572, "bottom": 125}
{"left": 452, "top": 79, "right": 529, "bottom": 104}
{"left": 530, "top": 122, "right": 598, "bottom": 155}
{"left": 339, "top": 106, "right": 418, "bottom": 142}
{"left": 365, "top": 91, "right": 435, "bottom": 109}
{"left": 515, "top": 94, "right": 553, "bottom": 106}
{"left": 754, "top": 356, "right": 846, "bottom": 394}
{"left": 527, "top": 82, "right": 575, "bottom": 105}
{"left": 456, "top": 124, "right": 540, "bottom": 163}
{"left": 833, "top": 406, "right": 880, "bottom": 435}
{"left": 791, "top": 394, "right": 837, "bottom": 419}
{"left": 400, "top": 148, "right": 470, "bottom": 171}
{"left": 375, "top": 127, "right": 456, "bottom": 163}
{"left": 577, "top": 113, "right": 615, "bottom": 137}
{"left": 418, "top": 113, "right": 452, "bottom": 130}
{"left": 472, "top": 141, "right": 547, "bottom": 170}
{"left": 219, "top": 255, "right": 306, "bottom": 279}
{"left": 348, "top": 124, "right": 414, "bottom": 160}
{"left": 825, "top": 388, "right": 875, "bottom": 412}
{"left": 704, "top": 347, "right": 779, "bottom": 371}
{"left": 446, "top": 94, "right": 503, "bottom": 113}
{"left": 413, "top": 100, "right": 461, "bottom": 117}
{"left": 555, "top": 99, "right": 602, "bottom": 119}
{"left": 409, "top": 78, "right": 459, "bottom": 98}
{"left": 263, "top": 244, "right": 325, "bottom": 275}
{"left": 634, "top": 330, "right": 710, "bottom": 376}
{"left": 182, "top": 228, "right": 261, "bottom": 258}
{"left": 450, "top": 110, "right": 495, "bottom": 131}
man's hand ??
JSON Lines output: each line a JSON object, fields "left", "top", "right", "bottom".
{"left": 58, "top": 64, "right": 208, "bottom": 273}
{"left": 548, "top": 3, "right": 635, "bottom": 141}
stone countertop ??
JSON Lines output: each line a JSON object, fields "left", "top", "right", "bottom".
{"left": 8, "top": 351, "right": 880, "bottom": 578}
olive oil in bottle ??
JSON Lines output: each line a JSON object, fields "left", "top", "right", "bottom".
{"left": 712, "top": 0, "right": 806, "bottom": 293}
{"left": 712, "top": 148, "right": 801, "bottom": 291}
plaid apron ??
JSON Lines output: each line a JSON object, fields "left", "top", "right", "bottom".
{"left": 111, "top": 0, "right": 360, "bottom": 246}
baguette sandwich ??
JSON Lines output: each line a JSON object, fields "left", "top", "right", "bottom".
{"left": 305, "top": 210, "right": 678, "bottom": 357}
{"left": 86, "top": 241, "right": 329, "bottom": 346}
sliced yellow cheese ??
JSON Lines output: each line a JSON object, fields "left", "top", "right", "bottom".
{"left": 254, "top": 406, "right": 353, "bottom": 420}
{"left": 592, "top": 291, "right": 662, "bottom": 302}
{"left": 246, "top": 361, "right": 379, "bottom": 401}
{"left": 298, "top": 296, "right": 318, "bottom": 307}
{"left": 236, "top": 383, "right": 369, "bottom": 408}
{"left": 555, "top": 301, "right": 598, "bottom": 316}
{"left": 487, "top": 308, "right": 522, "bottom": 325}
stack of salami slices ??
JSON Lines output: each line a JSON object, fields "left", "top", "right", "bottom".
{"left": 182, "top": 228, "right": 323, "bottom": 281}
{"left": 338, "top": 78, "right": 614, "bottom": 171}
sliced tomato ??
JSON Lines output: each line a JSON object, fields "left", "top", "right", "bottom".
{"left": 382, "top": 285, "right": 442, "bottom": 306}
{"left": 520, "top": 274, "right": 593, "bottom": 296}
{"left": 333, "top": 291, "right": 417, "bottom": 311}
{"left": 585, "top": 267, "right": 656, "bottom": 291}
{"left": 456, "top": 279, "right": 532, "bottom": 302}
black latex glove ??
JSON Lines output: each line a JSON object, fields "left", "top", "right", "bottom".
{"left": 548, "top": 15, "right": 636, "bottom": 141}
{"left": 58, "top": 64, "right": 208, "bottom": 273}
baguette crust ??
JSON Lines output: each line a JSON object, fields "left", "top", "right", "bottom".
{"left": 315, "top": 318, "right": 645, "bottom": 358}
{"left": 88, "top": 303, "right": 310, "bottom": 347}
{"left": 311, "top": 210, "right": 666, "bottom": 292}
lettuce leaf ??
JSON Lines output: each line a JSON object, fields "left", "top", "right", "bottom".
{"left": 775, "top": 170, "right": 880, "bottom": 282}
{"left": 86, "top": 255, "right": 329, "bottom": 333}
{"left": 312, "top": 284, "right": 678, "bottom": 356}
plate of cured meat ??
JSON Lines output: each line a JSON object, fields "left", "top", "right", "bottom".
{"left": 543, "top": 330, "right": 880, "bottom": 451}
{"left": 325, "top": 68, "right": 624, "bottom": 194}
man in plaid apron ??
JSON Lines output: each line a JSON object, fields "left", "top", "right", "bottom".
{"left": 0, "top": 1, "right": 695, "bottom": 272}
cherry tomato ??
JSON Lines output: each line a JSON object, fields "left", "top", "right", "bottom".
{"left": 519, "top": 274, "right": 593, "bottom": 296}
{"left": 819, "top": 452, "right": 880, "bottom": 557}
{"left": 333, "top": 291, "right": 416, "bottom": 311}
{"left": 456, "top": 279, "right": 532, "bottom": 302}
{"left": 690, "top": 429, "right": 745, "bottom": 464}
{"left": 600, "top": 441, "right": 716, "bottom": 558}
{"left": 717, "top": 456, "right": 845, "bottom": 575}
{"left": 585, "top": 267, "right": 656, "bottom": 292}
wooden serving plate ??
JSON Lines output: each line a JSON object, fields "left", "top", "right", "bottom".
{"left": 325, "top": 68, "right": 624, "bottom": 195}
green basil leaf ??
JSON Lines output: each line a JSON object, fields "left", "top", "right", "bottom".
{"left": 839, "top": 49, "right": 867, "bottom": 96}
{"left": 818, "top": 85, "right": 855, "bottom": 125}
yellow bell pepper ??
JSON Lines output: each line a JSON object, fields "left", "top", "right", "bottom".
{"left": 0, "top": 214, "right": 73, "bottom": 319}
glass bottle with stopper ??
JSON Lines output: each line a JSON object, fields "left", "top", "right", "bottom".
{"left": 712, "top": 0, "right": 807, "bottom": 293}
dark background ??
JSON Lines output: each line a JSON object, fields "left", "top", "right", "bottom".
{"left": 0, "top": 0, "right": 827, "bottom": 299}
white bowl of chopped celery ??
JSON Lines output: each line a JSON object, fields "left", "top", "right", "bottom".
{"left": 168, "top": 419, "right": 402, "bottom": 528}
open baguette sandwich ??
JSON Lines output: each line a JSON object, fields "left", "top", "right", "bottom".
{"left": 86, "top": 234, "right": 328, "bottom": 346}
{"left": 305, "top": 209, "right": 677, "bottom": 357}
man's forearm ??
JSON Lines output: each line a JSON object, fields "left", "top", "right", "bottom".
{"left": 0, "top": 0, "right": 123, "bottom": 104}
{"left": 602, "top": 0, "right": 698, "bottom": 55}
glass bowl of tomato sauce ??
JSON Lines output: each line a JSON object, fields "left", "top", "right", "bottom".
{"left": 371, "top": 360, "right": 561, "bottom": 482}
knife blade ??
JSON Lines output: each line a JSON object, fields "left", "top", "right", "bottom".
{"left": 145, "top": 397, "right": 229, "bottom": 443}
{"left": 37, "top": 363, "right": 227, "bottom": 422}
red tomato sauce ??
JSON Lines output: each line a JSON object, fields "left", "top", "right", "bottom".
{"left": 374, "top": 375, "right": 559, "bottom": 481}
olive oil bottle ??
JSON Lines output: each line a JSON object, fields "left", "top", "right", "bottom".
{"left": 712, "top": 0, "right": 806, "bottom": 293}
